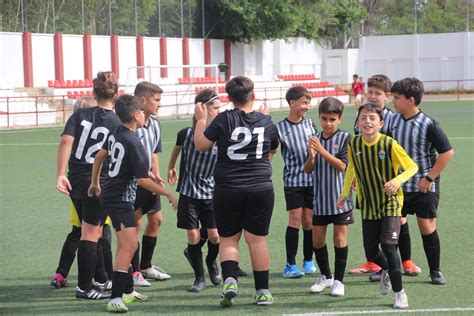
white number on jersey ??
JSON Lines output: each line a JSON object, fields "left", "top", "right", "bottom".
{"left": 75, "top": 120, "right": 110, "bottom": 163}
{"left": 227, "top": 127, "right": 265, "bottom": 160}
{"left": 107, "top": 135, "right": 125, "bottom": 177}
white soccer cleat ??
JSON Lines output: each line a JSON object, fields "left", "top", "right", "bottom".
{"left": 141, "top": 265, "right": 171, "bottom": 281}
{"left": 379, "top": 270, "right": 392, "bottom": 295}
{"left": 309, "top": 275, "right": 334, "bottom": 293}
{"left": 133, "top": 272, "right": 151, "bottom": 287}
{"left": 122, "top": 290, "right": 148, "bottom": 304}
{"left": 331, "top": 280, "right": 345, "bottom": 297}
{"left": 393, "top": 288, "right": 409, "bottom": 309}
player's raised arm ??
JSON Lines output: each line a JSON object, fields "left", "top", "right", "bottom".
{"left": 87, "top": 148, "right": 108, "bottom": 197}
{"left": 56, "top": 134, "right": 74, "bottom": 195}
{"left": 193, "top": 102, "right": 214, "bottom": 151}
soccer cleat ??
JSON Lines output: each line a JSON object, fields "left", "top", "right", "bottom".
{"left": 237, "top": 266, "right": 248, "bottom": 277}
{"left": 122, "top": 290, "right": 148, "bottom": 304}
{"left": 183, "top": 248, "right": 192, "bottom": 268}
{"left": 254, "top": 290, "right": 274, "bottom": 306}
{"left": 50, "top": 273, "right": 68, "bottom": 289}
{"left": 402, "top": 260, "right": 422, "bottom": 276}
{"left": 220, "top": 279, "right": 238, "bottom": 307}
{"left": 107, "top": 297, "right": 128, "bottom": 313}
{"left": 369, "top": 270, "right": 383, "bottom": 282}
{"left": 282, "top": 264, "right": 305, "bottom": 279}
{"left": 141, "top": 265, "right": 171, "bottom": 281}
{"left": 75, "top": 286, "right": 110, "bottom": 300}
{"left": 309, "top": 275, "right": 334, "bottom": 293}
{"left": 206, "top": 258, "right": 222, "bottom": 286}
{"left": 379, "top": 270, "right": 392, "bottom": 295}
{"left": 133, "top": 272, "right": 151, "bottom": 287}
{"left": 93, "top": 280, "right": 112, "bottom": 292}
{"left": 393, "top": 289, "right": 409, "bottom": 309}
{"left": 331, "top": 280, "right": 345, "bottom": 297}
{"left": 303, "top": 260, "right": 317, "bottom": 274}
{"left": 349, "top": 261, "right": 382, "bottom": 274}
{"left": 429, "top": 270, "right": 447, "bottom": 285}
{"left": 189, "top": 277, "right": 206, "bottom": 293}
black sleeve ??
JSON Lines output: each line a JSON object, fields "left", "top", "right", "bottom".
{"left": 130, "top": 142, "right": 150, "bottom": 179}
{"left": 270, "top": 124, "right": 280, "bottom": 150}
{"left": 427, "top": 120, "right": 452, "bottom": 154}
{"left": 62, "top": 111, "right": 78, "bottom": 137}
{"left": 154, "top": 120, "right": 162, "bottom": 153}
{"left": 176, "top": 128, "right": 188, "bottom": 146}
{"left": 311, "top": 119, "right": 318, "bottom": 134}
{"left": 204, "top": 112, "right": 224, "bottom": 142}
{"left": 335, "top": 133, "right": 350, "bottom": 165}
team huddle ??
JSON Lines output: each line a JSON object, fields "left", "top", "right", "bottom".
{"left": 54, "top": 72, "right": 454, "bottom": 312}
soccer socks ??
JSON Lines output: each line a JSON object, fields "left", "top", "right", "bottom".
{"left": 131, "top": 242, "right": 140, "bottom": 272}
{"left": 56, "top": 226, "right": 81, "bottom": 277}
{"left": 303, "top": 229, "right": 313, "bottom": 261}
{"left": 188, "top": 243, "right": 205, "bottom": 279}
{"left": 94, "top": 238, "right": 108, "bottom": 284}
{"left": 221, "top": 260, "right": 239, "bottom": 281}
{"left": 77, "top": 240, "right": 97, "bottom": 290}
{"left": 199, "top": 227, "right": 208, "bottom": 248}
{"left": 285, "top": 226, "right": 299, "bottom": 265}
{"left": 111, "top": 270, "right": 128, "bottom": 299}
{"left": 334, "top": 246, "right": 348, "bottom": 283}
{"left": 140, "top": 235, "right": 157, "bottom": 270}
{"left": 124, "top": 265, "right": 134, "bottom": 295}
{"left": 365, "top": 246, "right": 389, "bottom": 270}
{"left": 314, "top": 245, "right": 332, "bottom": 279}
{"left": 422, "top": 230, "right": 441, "bottom": 272}
{"left": 253, "top": 270, "right": 269, "bottom": 291}
{"left": 398, "top": 223, "right": 412, "bottom": 262}
{"left": 206, "top": 241, "right": 219, "bottom": 263}
{"left": 381, "top": 244, "right": 403, "bottom": 293}
{"left": 102, "top": 225, "right": 113, "bottom": 280}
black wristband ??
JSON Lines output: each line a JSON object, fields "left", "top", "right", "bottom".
{"left": 424, "top": 175, "right": 434, "bottom": 182}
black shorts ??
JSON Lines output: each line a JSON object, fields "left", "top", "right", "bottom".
{"left": 177, "top": 194, "right": 217, "bottom": 230}
{"left": 284, "top": 187, "right": 314, "bottom": 211}
{"left": 134, "top": 186, "right": 161, "bottom": 215}
{"left": 402, "top": 192, "right": 439, "bottom": 219}
{"left": 362, "top": 217, "right": 401, "bottom": 248}
{"left": 313, "top": 210, "right": 354, "bottom": 226}
{"left": 214, "top": 188, "right": 274, "bottom": 237}
{"left": 71, "top": 197, "right": 105, "bottom": 226}
{"left": 102, "top": 201, "right": 137, "bottom": 231}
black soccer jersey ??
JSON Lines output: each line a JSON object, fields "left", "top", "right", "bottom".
{"left": 204, "top": 109, "right": 279, "bottom": 191}
{"left": 276, "top": 117, "right": 317, "bottom": 187}
{"left": 176, "top": 127, "right": 217, "bottom": 199}
{"left": 100, "top": 125, "right": 149, "bottom": 204}
{"left": 388, "top": 111, "right": 452, "bottom": 193}
{"left": 62, "top": 107, "right": 122, "bottom": 198}
{"left": 354, "top": 107, "right": 394, "bottom": 135}
{"left": 136, "top": 116, "right": 162, "bottom": 170}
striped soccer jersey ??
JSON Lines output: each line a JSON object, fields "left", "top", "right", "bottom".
{"left": 176, "top": 127, "right": 217, "bottom": 200}
{"left": 136, "top": 116, "right": 162, "bottom": 170}
{"left": 354, "top": 107, "right": 394, "bottom": 135}
{"left": 276, "top": 117, "right": 317, "bottom": 187}
{"left": 388, "top": 111, "right": 452, "bottom": 193}
{"left": 313, "top": 129, "right": 353, "bottom": 216}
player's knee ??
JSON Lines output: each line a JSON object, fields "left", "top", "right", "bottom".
{"left": 208, "top": 231, "right": 219, "bottom": 244}
{"left": 187, "top": 229, "right": 200, "bottom": 244}
{"left": 364, "top": 246, "right": 380, "bottom": 262}
{"left": 333, "top": 236, "right": 347, "bottom": 248}
{"left": 381, "top": 244, "right": 401, "bottom": 272}
{"left": 312, "top": 234, "right": 325, "bottom": 249}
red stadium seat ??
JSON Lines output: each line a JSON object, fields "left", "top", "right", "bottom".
{"left": 48, "top": 80, "right": 54, "bottom": 88}
{"left": 78, "top": 80, "right": 84, "bottom": 88}
{"left": 84, "top": 79, "right": 92, "bottom": 88}
{"left": 73, "top": 80, "right": 79, "bottom": 88}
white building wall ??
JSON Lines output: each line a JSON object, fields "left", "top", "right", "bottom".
{"left": 118, "top": 36, "right": 137, "bottom": 83}
{"left": 91, "top": 36, "right": 111, "bottom": 78}
{"left": 142, "top": 36, "right": 161, "bottom": 83}
{"left": 31, "top": 34, "right": 55, "bottom": 87}
{"left": 166, "top": 37, "right": 183, "bottom": 79}
{"left": 189, "top": 38, "right": 205, "bottom": 77}
{"left": 63, "top": 35, "right": 84, "bottom": 80}
{"left": 0, "top": 33, "right": 24, "bottom": 88}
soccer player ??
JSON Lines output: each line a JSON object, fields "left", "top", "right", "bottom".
{"left": 276, "top": 86, "right": 317, "bottom": 278}
{"left": 303, "top": 97, "right": 353, "bottom": 297}
{"left": 88, "top": 94, "right": 177, "bottom": 313}
{"left": 56, "top": 72, "right": 122, "bottom": 299}
{"left": 337, "top": 103, "right": 418, "bottom": 309}
{"left": 350, "top": 74, "right": 422, "bottom": 279}
{"left": 194, "top": 76, "right": 279, "bottom": 307}
{"left": 351, "top": 74, "right": 364, "bottom": 108}
{"left": 130, "top": 81, "right": 170, "bottom": 287}
{"left": 168, "top": 89, "right": 222, "bottom": 292}
{"left": 390, "top": 78, "right": 454, "bottom": 285}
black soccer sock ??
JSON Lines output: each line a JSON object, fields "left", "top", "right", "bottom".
{"left": 102, "top": 225, "right": 113, "bottom": 280}
{"left": 303, "top": 229, "right": 313, "bottom": 261}
{"left": 199, "top": 227, "right": 208, "bottom": 248}
{"left": 94, "top": 238, "right": 108, "bottom": 284}
{"left": 188, "top": 243, "right": 205, "bottom": 279}
{"left": 56, "top": 226, "right": 81, "bottom": 277}
{"left": 365, "top": 246, "right": 389, "bottom": 270}
{"left": 131, "top": 242, "right": 140, "bottom": 273}
{"left": 221, "top": 260, "right": 239, "bottom": 281}
{"left": 314, "top": 245, "right": 331, "bottom": 278}
{"left": 398, "top": 222, "right": 412, "bottom": 262}
{"left": 422, "top": 230, "right": 441, "bottom": 272}
{"left": 334, "top": 246, "right": 348, "bottom": 282}
{"left": 253, "top": 270, "right": 269, "bottom": 291}
{"left": 381, "top": 244, "right": 403, "bottom": 292}
{"left": 123, "top": 265, "right": 134, "bottom": 294}
{"left": 111, "top": 270, "right": 128, "bottom": 299}
{"left": 77, "top": 240, "right": 97, "bottom": 290}
{"left": 140, "top": 235, "right": 157, "bottom": 270}
{"left": 285, "top": 226, "right": 299, "bottom": 265}
{"left": 206, "top": 241, "right": 219, "bottom": 263}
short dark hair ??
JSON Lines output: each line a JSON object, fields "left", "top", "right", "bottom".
{"left": 225, "top": 76, "right": 254, "bottom": 106}
{"left": 285, "top": 86, "right": 311, "bottom": 104}
{"left": 134, "top": 81, "right": 163, "bottom": 98}
{"left": 353, "top": 74, "right": 359, "bottom": 79}
{"left": 115, "top": 94, "right": 143, "bottom": 123}
{"left": 358, "top": 103, "right": 384, "bottom": 121}
{"left": 391, "top": 77, "right": 424, "bottom": 106}
{"left": 318, "top": 97, "right": 344, "bottom": 117}
{"left": 195, "top": 89, "right": 219, "bottom": 105}
{"left": 93, "top": 71, "right": 118, "bottom": 100}
{"left": 367, "top": 74, "right": 392, "bottom": 93}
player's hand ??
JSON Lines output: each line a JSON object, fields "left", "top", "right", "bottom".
{"left": 337, "top": 196, "right": 347, "bottom": 210}
{"left": 167, "top": 193, "right": 178, "bottom": 211}
{"left": 194, "top": 102, "right": 207, "bottom": 121}
{"left": 351, "top": 180, "right": 357, "bottom": 191}
{"left": 417, "top": 178, "right": 433, "bottom": 193}
{"left": 383, "top": 179, "right": 400, "bottom": 195}
{"left": 87, "top": 183, "right": 101, "bottom": 197}
{"left": 168, "top": 168, "right": 178, "bottom": 185}
{"left": 148, "top": 171, "right": 157, "bottom": 182}
{"left": 154, "top": 174, "right": 165, "bottom": 187}
{"left": 56, "top": 176, "right": 72, "bottom": 195}
{"left": 258, "top": 102, "right": 270, "bottom": 115}
{"left": 308, "top": 136, "right": 321, "bottom": 155}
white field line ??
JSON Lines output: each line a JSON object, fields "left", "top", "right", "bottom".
{"left": 284, "top": 307, "right": 474, "bottom": 315}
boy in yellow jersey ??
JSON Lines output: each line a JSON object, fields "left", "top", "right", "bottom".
{"left": 337, "top": 103, "right": 418, "bottom": 309}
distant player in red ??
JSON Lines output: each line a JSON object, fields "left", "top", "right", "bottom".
{"left": 352, "top": 74, "right": 364, "bottom": 108}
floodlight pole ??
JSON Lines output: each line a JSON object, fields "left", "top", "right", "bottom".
{"left": 158, "top": 0, "right": 162, "bottom": 36}
{"left": 181, "top": 0, "right": 184, "bottom": 38}
{"left": 467, "top": 0, "right": 470, "bottom": 32}
{"left": 202, "top": 0, "right": 205, "bottom": 38}
{"left": 52, "top": 0, "right": 56, "bottom": 33}
{"left": 81, "top": 0, "right": 85, "bottom": 34}
{"left": 135, "top": 0, "right": 138, "bottom": 36}
{"left": 414, "top": 0, "right": 417, "bottom": 34}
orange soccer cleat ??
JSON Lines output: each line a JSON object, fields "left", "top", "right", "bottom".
{"left": 402, "top": 260, "right": 422, "bottom": 276}
{"left": 349, "top": 261, "right": 382, "bottom": 274}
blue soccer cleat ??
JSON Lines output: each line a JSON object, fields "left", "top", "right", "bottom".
{"left": 282, "top": 263, "right": 305, "bottom": 278}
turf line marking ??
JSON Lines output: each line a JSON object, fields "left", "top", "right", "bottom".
{"left": 284, "top": 307, "right": 474, "bottom": 315}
